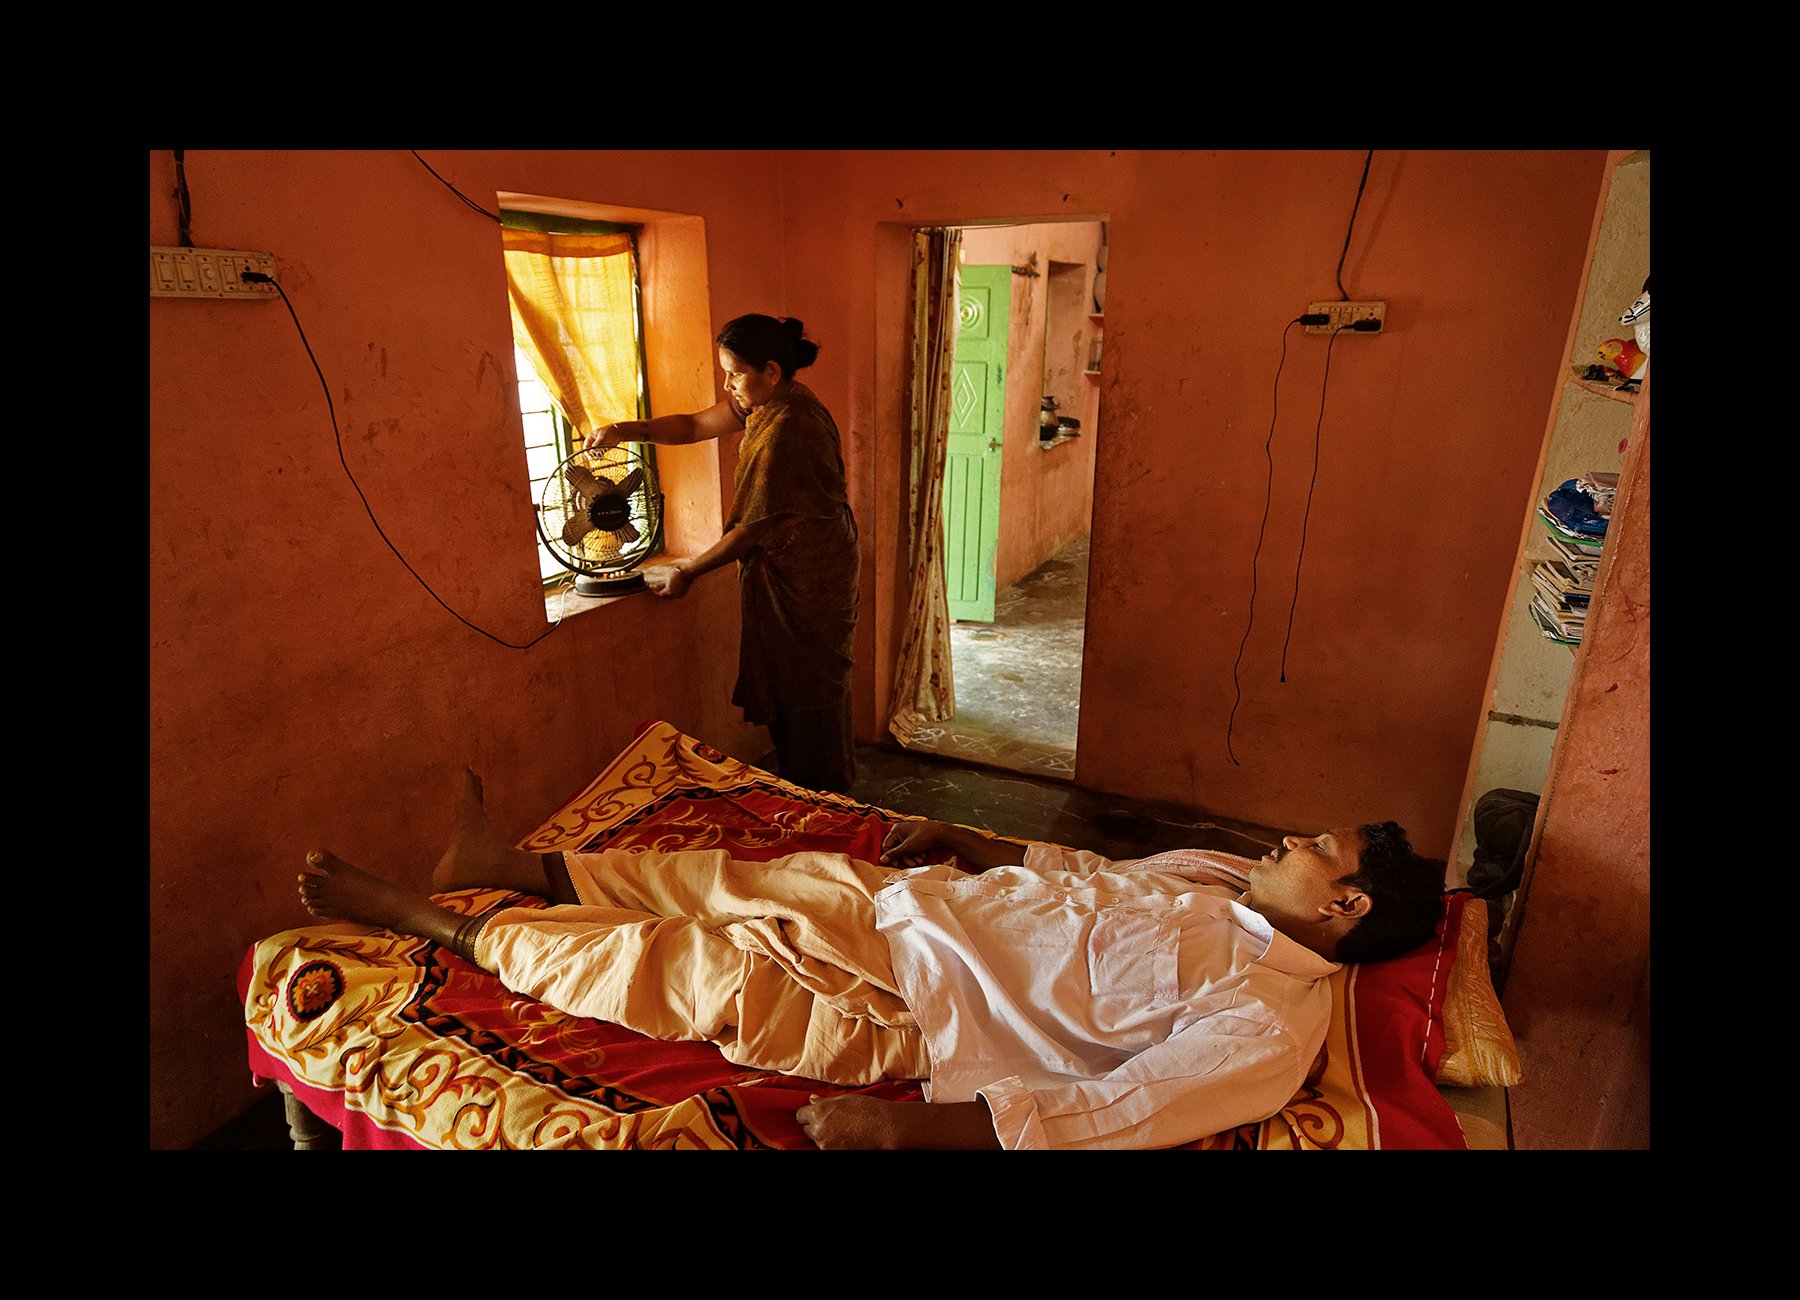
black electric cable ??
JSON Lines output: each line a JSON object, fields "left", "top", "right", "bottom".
{"left": 1231, "top": 155, "right": 1376, "bottom": 757}
{"left": 1226, "top": 316, "right": 1304, "bottom": 765}
{"left": 410, "top": 151, "right": 502, "bottom": 223}
{"left": 1280, "top": 325, "right": 1340, "bottom": 681}
{"left": 241, "top": 270, "right": 560, "bottom": 650}
{"left": 1334, "top": 150, "right": 1373, "bottom": 301}
{"left": 174, "top": 149, "right": 194, "bottom": 248}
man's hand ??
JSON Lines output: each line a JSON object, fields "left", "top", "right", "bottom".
{"left": 642, "top": 562, "right": 692, "bottom": 599}
{"left": 879, "top": 818, "right": 1030, "bottom": 872}
{"left": 796, "top": 1093, "right": 1001, "bottom": 1150}
{"left": 880, "top": 819, "right": 951, "bottom": 866}
{"left": 796, "top": 1093, "right": 906, "bottom": 1149}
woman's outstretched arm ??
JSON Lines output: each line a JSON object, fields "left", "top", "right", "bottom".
{"left": 586, "top": 398, "right": 743, "bottom": 451}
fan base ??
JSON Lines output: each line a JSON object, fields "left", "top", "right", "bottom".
{"left": 574, "top": 571, "right": 646, "bottom": 597}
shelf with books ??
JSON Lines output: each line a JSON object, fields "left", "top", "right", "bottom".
{"left": 1529, "top": 472, "right": 1613, "bottom": 651}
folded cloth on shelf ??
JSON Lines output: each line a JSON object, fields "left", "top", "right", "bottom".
{"left": 1543, "top": 480, "right": 1609, "bottom": 538}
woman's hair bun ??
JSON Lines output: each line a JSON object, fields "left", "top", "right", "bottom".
{"left": 784, "top": 318, "right": 820, "bottom": 369}
{"left": 717, "top": 313, "right": 819, "bottom": 376}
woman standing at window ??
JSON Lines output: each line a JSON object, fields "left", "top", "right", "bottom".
{"left": 589, "top": 315, "right": 859, "bottom": 794}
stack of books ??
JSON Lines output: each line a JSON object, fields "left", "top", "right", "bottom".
{"left": 1530, "top": 475, "right": 1608, "bottom": 646}
{"left": 1530, "top": 559, "right": 1591, "bottom": 643}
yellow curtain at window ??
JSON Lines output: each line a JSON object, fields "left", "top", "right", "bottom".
{"left": 502, "top": 228, "right": 640, "bottom": 442}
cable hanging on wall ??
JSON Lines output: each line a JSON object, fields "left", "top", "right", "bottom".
{"left": 1280, "top": 327, "right": 1339, "bottom": 682}
{"left": 1226, "top": 316, "right": 1303, "bottom": 765}
{"left": 1335, "top": 150, "right": 1373, "bottom": 301}
{"left": 1284, "top": 149, "right": 1371, "bottom": 674}
{"left": 244, "top": 268, "right": 562, "bottom": 650}
{"left": 174, "top": 149, "right": 194, "bottom": 248}
{"left": 1227, "top": 149, "right": 1376, "bottom": 761}
{"left": 193, "top": 151, "right": 562, "bottom": 648}
{"left": 410, "top": 151, "right": 502, "bottom": 223}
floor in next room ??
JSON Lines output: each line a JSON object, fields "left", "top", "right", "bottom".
{"left": 903, "top": 536, "right": 1088, "bottom": 780}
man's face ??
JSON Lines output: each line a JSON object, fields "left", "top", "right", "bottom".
{"left": 1243, "top": 827, "right": 1365, "bottom": 931}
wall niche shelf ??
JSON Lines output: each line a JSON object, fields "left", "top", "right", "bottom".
{"left": 1450, "top": 143, "right": 1647, "bottom": 955}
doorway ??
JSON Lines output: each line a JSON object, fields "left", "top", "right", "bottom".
{"left": 901, "top": 219, "right": 1106, "bottom": 780}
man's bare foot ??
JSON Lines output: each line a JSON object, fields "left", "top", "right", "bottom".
{"left": 430, "top": 768, "right": 550, "bottom": 894}
{"left": 299, "top": 850, "right": 455, "bottom": 941}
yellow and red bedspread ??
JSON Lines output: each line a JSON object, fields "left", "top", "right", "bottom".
{"left": 240, "top": 721, "right": 1470, "bottom": 1150}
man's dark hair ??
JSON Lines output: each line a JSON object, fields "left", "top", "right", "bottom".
{"left": 1334, "top": 821, "right": 1443, "bottom": 963}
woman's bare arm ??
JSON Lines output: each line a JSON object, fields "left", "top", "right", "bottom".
{"left": 586, "top": 398, "right": 743, "bottom": 451}
{"left": 643, "top": 515, "right": 787, "bottom": 599}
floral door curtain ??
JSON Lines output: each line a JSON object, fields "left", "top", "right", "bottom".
{"left": 888, "top": 228, "right": 963, "bottom": 745}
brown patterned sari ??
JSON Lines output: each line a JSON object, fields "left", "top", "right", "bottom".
{"left": 725, "top": 384, "right": 859, "bottom": 782}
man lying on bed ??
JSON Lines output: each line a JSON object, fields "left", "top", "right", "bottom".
{"left": 296, "top": 771, "right": 1442, "bottom": 1151}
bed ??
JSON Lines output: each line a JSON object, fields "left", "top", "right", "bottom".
{"left": 240, "top": 720, "right": 1521, "bottom": 1150}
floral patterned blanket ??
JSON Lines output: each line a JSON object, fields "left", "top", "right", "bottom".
{"left": 240, "top": 721, "right": 1468, "bottom": 1149}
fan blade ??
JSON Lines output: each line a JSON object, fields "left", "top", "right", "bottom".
{"left": 565, "top": 464, "right": 603, "bottom": 504}
{"left": 612, "top": 521, "right": 640, "bottom": 544}
{"left": 615, "top": 467, "right": 644, "bottom": 497}
{"left": 561, "top": 514, "right": 595, "bottom": 546}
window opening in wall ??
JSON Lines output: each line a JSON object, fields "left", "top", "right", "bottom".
{"left": 500, "top": 209, "right": 659, "bottom": 589}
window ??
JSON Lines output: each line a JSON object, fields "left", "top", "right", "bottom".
{"left": 501, "top": 209, "right": 658, "bottom": 587}
{"left": 513, "top": 351, "right": 583, "bottom": 582}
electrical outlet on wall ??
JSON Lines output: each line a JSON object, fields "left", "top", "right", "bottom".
{"left": 150, "top": 247, "right": 278, "bottom": 300}
{"left": 1305, "top": 301, "right": 1386, "bottom": 334}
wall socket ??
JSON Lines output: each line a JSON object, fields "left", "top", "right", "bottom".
{"left": 1305, "top": 300, "right": 1386, "bottom": 334}
{"left": 150, "top": 246, "right": 279, "bottom": 300}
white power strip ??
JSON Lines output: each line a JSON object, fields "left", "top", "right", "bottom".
{"left": 150, "top": 246, "right": 278, "bottom": 300}
{"left": 1304, "top": 300, "right": 1386, "bottom": 334}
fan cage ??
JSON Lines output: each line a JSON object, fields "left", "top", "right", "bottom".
{"left": 536, "top": 444, "right": 664, "bottom": 578}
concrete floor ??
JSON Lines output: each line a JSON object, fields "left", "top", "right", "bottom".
{"left": 903, "top": 537, "right": 1088, "bottom": 780}
{"left": 851, "top": 742, "right": 1285, "bottom": 864}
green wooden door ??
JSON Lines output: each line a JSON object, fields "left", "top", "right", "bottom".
{"left": 943, "top": 264, "right": 1008, "bottom": 623}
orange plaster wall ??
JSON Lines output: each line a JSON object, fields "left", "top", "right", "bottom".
{"left": 1070, "top": 151, "right": 1606, "bottom": 850}
{"left": 149, "top": 149, "right": 787, "bottom": 1148}
{"left": 780, "top": 149, "right": 1607, "bottom": 857}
